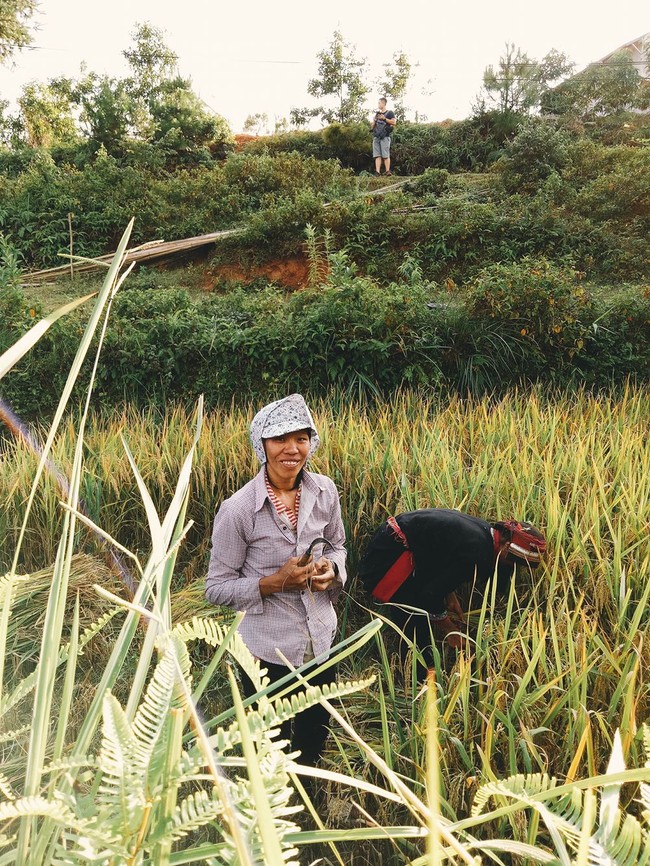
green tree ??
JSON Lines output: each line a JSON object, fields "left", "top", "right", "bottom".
{"left": 293, "top": 30, "right": 369, "bottom": 126}
{"left": 482, "top": 43, "right": 574, "bottom": 114}
{"left": 149, "top": 76, "right": 233, "bottom": 161}
{"left": 17, "top": 80, "right": 78, "bottom": 147}
{"left": 122, "top": 21, "right": 178, "bottom": 100}
{"left": 122, "top": 23, "right": 233, "bottom": 160}
{"left": 377, "top": 50, "right": 412, "bottom": 119}
{"left": 243, "top": 112, "right": 269, "bottom": 135}
{"left": 0, "top": 0, "right": 37, "bottom": 63}
{"left": 72, "top": 72, "right": 133, "bottom": 150}
{"left": 0, "top": 98, "right": 19, "bottom": 145}
{"left": 544, "top": 52, "right": 643, "bottom": 117}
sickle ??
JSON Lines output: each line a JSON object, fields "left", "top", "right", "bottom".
{"left": 297, "top": 536, "right": 332, "bottom": 566}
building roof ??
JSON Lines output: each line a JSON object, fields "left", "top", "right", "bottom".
{"left": 595, "top": 32, "right": 649, "bottom": 75}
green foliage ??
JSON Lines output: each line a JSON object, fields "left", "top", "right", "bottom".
{"left": 0, "top": 0, "right": 37, "bottom": 63}
{"left": 463, "top": 257, "right": 596, "bottom": 375}
{"left": 122, "top": 21, "right": 179, "bottom": 99}
{"left": 0, "top": 150, "right": 353, "bottom": 268}
{"left": 238, "top": 116, "right": 519, "bottom": 176}
{"left": 482, "top": 42, "right": 575, "bottom": 114}
{"left": 546, "top": 51, "right": 645, "bottom": 118}
{"left": 16, "top": 80, "right": 79, "bottom": 148}
{"left": 149, "top": 76, "right": 233, "bottom": 163}
{"left": 389, "top": 122, "right": 457, "bottom": 174}
{"left": 376, "top": 51, "right": 413, "bottom": 119}
{"left": 294, "top": 29, "right": 370, "bottom": 126}
{"left": 321, "top": 121, "right": 370, "bottom": 170}
{"left": 407, "top": 167, "right": 451, "bottom": 196}
{"left": 498, "top": 119, "right": 573, "bottom": 192}
{"left": 1, "top": 22, "right": 234, "bottom": 167}
{"left": 4, "top": 253, "right": 650, "bottom": 421}
{"left": 0, "top": 235, "right": 34, "bottom": 349}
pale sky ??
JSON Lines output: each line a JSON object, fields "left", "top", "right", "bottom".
{"left": 0, "top": 0, "right": 647, "bottom": 132}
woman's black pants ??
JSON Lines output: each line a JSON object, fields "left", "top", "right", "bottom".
{"left": 240, "top": 659, "right": 335, "bottom": 766}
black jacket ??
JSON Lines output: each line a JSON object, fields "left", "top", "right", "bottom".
{"left": 359, "top": 509, "right": 498, "bottom": 612}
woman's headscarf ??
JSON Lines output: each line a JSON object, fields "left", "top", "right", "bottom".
{"left": 250, "top": 394, "right": 320, "bottom": 464}
{"left": 492, "top": 520, "right": 547, "bottom": 566}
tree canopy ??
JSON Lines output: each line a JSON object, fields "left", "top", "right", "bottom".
{"left": 292, "top": 30, "right": 370, "bottom": 126}
{"left": 481, "top": 43, "right": 574, "bottom": 114}
{"left": 0, "top": 0, "right": 37, "bottom": 64}
{"left": 0, "top": 21, "right": 233, "bottom": 163}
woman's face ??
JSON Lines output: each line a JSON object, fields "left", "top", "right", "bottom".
{"left": 263, "top": 429, "right": 311, "bottom": 485}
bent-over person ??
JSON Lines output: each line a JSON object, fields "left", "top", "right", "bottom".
{"left": 359, "top": 508, "right": 546, "bottom": 672}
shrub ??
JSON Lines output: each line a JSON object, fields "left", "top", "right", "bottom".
{"left": 498, "top": 120, "right": 573, "bottom": 192}
{"left": 0, "top": 150, "right": 355, "bottom": 268}
{"left": 406, "top": 167, "right": 451, "bottom": 196}
{"left": 462, "top": 257, "right": 597, "bottom": 375}
{"left": 321, "top": 122, "right": 370, "bottom": 170}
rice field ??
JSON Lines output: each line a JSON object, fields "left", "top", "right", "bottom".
{"left": 2, "top": 386, "right": 650, "bottom": 846}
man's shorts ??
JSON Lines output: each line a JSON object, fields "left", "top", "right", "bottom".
{"left": 372, "top": 135, "right": 391, "bottom": 159}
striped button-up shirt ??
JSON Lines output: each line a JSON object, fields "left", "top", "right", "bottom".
{"left": 205, "top": 468, "right": 347, "bottom": 666}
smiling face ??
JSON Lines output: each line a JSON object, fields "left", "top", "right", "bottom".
{"left": 263, "top": 429, "right": 311, "bottom": 489}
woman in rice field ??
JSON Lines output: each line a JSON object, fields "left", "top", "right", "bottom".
{"left": 359, "top": 509, "right": 546, "bottom": 669}
{"left": 205, "top": 393, "right": 346, "bottom": 766}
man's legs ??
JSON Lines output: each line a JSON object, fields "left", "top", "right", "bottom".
{"left": 382, "top": 138, "right": 392, "bottom": 175}
{"left": 374, "top": 155, "right": 382, "bottom": 174}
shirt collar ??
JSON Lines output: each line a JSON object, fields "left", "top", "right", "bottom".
{"left": 253, "top": 466, "right": 322, "bottom": 512}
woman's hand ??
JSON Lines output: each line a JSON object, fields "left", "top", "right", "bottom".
{"left": 259, "top": 556, "right": 316, "bottom": 597}
{"left": 309, "top": 558, "right": 337, "bottom": 592}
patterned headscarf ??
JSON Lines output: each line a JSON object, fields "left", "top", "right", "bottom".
{"left": 250, "top": 394, "right": 320, "bottom": 464}
{"left": 492, "top": 520, "right": 547, "bottom": 566}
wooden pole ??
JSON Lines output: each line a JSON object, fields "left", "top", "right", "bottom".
{"left": 68, "top": 212, "right": 74, "bottom": 281}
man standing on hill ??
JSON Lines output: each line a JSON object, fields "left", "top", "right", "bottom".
{"left": 372, "top": 97, "right": 396, "bottom": 176}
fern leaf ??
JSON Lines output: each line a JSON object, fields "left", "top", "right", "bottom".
{"left": 0, "top": 607, "right": 121, "bottom": 717}
{"left": 206, "top": 677, "right": 374, "bottom": 756}
{"left": 600, "top": 729, "right": 625, "bottom": 838}
{"left": 0, "top": 573, "right": 29, "bottom": 605}
{"left": 472, "top": 773, "right": 558, "bottom": 817}
{"left": 96, "top": 692, "right": 145, "bottom": 833}
{"left": 173, "top": 615, "right": 268, "bottom": 692}
{"left": 158, "top": 788, "right": 222, "bottom": 844}
{"left": 131, "top": 635, "right": 188, "bottom": 780}
{"left": 0, "top": 773, "right": 15, "bottom": 801}
{"left": 561, "top": 807, "right": 650, "bottom": 866}
{"left": 0, "top": 724, "right": 30, "bottom": 744}
{"left": 640, "top": 724, "right": 650, "bottom": 818}
{"left": 0, "top": 794, "right": 75, "bottom": 822}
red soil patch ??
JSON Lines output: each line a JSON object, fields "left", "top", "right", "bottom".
{"left": 206, "top": 255, "right": 313, "bottom": 291}
{"left": 234, "top": 133, "right": 263, "bottom": 151}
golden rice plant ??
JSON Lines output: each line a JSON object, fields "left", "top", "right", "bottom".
{"left": 3, "top": 226, "right": 650, "bottom": 861}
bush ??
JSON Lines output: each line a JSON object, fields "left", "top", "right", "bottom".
{"left": 3, "top": 257, "right": 650, "bottom": 422}
{"left": 462, "top": 257, "right": 597, "bottom": 375}
{"left": 0, "top": 150, "right": 355, "bottom": 268}
{"left": 498, "top": 120, "right": 573, "bottom": 192}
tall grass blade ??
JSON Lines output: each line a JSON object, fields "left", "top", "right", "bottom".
{"left": 0, "top": 293, "right": 95, "bottom": 379}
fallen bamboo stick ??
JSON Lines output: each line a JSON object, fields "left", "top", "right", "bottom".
{"left": 21, "top": 227, "right": 244, "bottom": 285}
